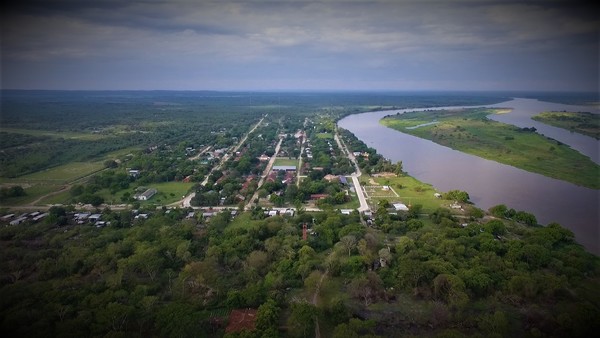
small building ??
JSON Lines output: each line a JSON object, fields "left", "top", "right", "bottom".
{"left": 339, "top": 176, "right": 348, "bottom": 185}
{"left": 258, "top": 154, "right": 270, "bottom": 162}
{"left": 340, "top": 209, "right": 353, "bottom": 215}
{"left": 10, "top": 217, "right": 28, "bottom": 226}
{"left": 434, "top": 193, "right": 442, "bottom": 198}
{"left": 225, "top": 308, "right": 258, "bottom": 334}
{"left": 324, "top": 174, "right": 337, "bottom": 182}
{"left": 136, "top": 188, "right": 157, "bottom": 201}
{"left": 88, "top": 214, "right": 102, "bottom": 223}
{"left": 310, "top": 194, "right": 329, "bottom": 200}
{"left": 382, "top": 186, "right": 390, "bottom": 191}
{"left": 393, "top": 203, "right": 409, "bottom": 211}
{"left": 32, "top": 213, "right": 48, "bottom": 222}
{"left": 74, "top": 213, "right": 91, "bottom": 221}
{"left": 1, "top": 214, "right": 15, "bottom": 221}
{"left": 272, "top": 165, "right": 296, "bottom": 172}
{"left": 128, "top": 169, "right": 141, "bottom": 177}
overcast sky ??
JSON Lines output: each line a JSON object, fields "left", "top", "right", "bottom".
{"left": 1, "top": 0, "right": 598, "bottom": 91}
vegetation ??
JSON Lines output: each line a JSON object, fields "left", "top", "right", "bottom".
{"left": 532, "top": 111, "right": 600, "bottom": 139}
{"left": 381, "top": 108, "right": 600, "bottom": 189}
{"left": 1, "top": 90, "right": 598, "bottom": 337}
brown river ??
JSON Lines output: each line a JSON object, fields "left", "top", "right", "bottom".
{"left": 339, "top": 98, "right": 600, "bottom": 254}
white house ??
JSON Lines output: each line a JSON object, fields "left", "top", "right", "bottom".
{"left": 136, "top": 188, "right": 157, "bottom": 201}
{"left": 393, "top": 203, "right": 409, "bottom": 211}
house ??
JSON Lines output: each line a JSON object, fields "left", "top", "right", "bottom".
{"left": 434, "top": 193, "right": 442, "bottom": 198}
{"left": 136, "top": 188, "right": 157, "bottom": 201}
{"left": 324, "top": 174, "right": 337, "bottom": 182}
{"left": 88, "top": 214, "right": 102, "bottom": 223}
{"left": 340, "top": 209, "right": 353, "bottom": 215}
{"left": 272, "top": 165, "right": 296, "bottom": 172}
{"left": 339, "top": 176, "right": 348, "bottom": 185}
{"left": 1, "top": 214, "right": 15, "bottom": 221}
{"left": 128, "top": 169, "right": 141, "bottom": 177}
{"left": 258, "top": 154, "right": 270, "bottom": 162}
{"left": 267, "top": 210, "right": 278, "bottom": 217}
{"left": 10, "top": 217, "right": 28, "bottom": 226}
{"left": 310, "top": 194, "right": 329, "bottom": 200}
{"left": 225, "top": 308, "right": 258, "bottom": 334}
{"left": 134, "top": 213, "right": 149, "bottom": 220}
{"left": 393, "top": 203, "right": 409, "bottom": 211}
{"left": 74, "top": 213, "right": 91, "bottom": 221}
{"left": 382, "top": 186, "right": 390, "bottom": 191}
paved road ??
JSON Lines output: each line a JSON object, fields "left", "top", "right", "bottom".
{"left": 334, "top": 129, "right": 370, "bottom": 212}
{"left": 245, "top": 137, "right": 283, "bottom": 210}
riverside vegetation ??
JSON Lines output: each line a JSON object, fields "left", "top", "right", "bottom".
{"left": 532, "top": 111, "right": 600, "bottom": 139}
{"left": 381, "top": 108, "right": 600, "bottom": 189}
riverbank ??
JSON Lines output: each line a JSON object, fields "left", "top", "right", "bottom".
{"left": 381, "top": 108, "right": 600, "bottom": 189}
{"left": 532, "top": 111, "right": 600, "bottom": 139}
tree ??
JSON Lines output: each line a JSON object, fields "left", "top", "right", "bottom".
{"left": 348, "top": 271, "right": 383, "bottom": 306}
{"left": 339, "top": 235, "right": 357, "bottom": 257}
{"left": 287, "top": 302, "right": 316, "bottom": 338}
{"left": 256, "top": 299, "right": 280, "bottom": 333}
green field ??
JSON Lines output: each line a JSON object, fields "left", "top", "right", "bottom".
{"left": 362, "top": 175, "right": 445, "bottom": 213}
{"left": 16, "top": 162, "right": 105, "bottom": 183}
{"left": 0, "top": 127, "right": 107, "bottom": 140}
{"left": 381, "top": 108, "right": 600, "bottom": 189}
{"left": 316, "top": 132, "right": 334, "bottom": 139}
{"left": 532, "top": 111, "right": 600, "bottom": 139}
{"left": 273, "top": 157, "right": 298, "bottom": 167}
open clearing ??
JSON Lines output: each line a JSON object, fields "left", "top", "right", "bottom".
{"left": 362, "top": 175, "right": 444, "bottom": 212}
{"left": 0, "top": 127, "right": 107, "bottom": 140}
{"left": 16, "top": 162, "right": 105, "bottom": 183}
{"left": 273, "top": 157, "right": 298, "bottom": 167}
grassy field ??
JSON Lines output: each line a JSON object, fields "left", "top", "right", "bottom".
{"left": 316, "top": 132, "right": 334, "bottom": 139}
{"left": 0, "top": 127, "right": 107, "bottom": 140}
{"left": 381, "top": 108, "right": 600, "bottom": 189}
{"left": 363, "top": 175, "right": 445, "bottom": 213}
{"left": 16, "top": 162, "right": 105, "bottom": 183}
{"left": 532, "top": 111, "right": 600, "bottom": 139}
{"left": 273, "top": 158, "right": 298, "bottom": 167}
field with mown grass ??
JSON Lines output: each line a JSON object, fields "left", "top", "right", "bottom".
{"left": 273, "top": 157, "right": 298, "bottom": 167}
{"left": 381, "top": 108, "right": 600, "bottom": 189}
{"left": 361, "top": 174, "right": 446, "bottom": 213}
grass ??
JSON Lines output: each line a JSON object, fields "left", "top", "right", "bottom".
{"left": 316, "top": 132, "right": 334, "bottom": 139}
{"left": 366, "top": 175, "right": 444, "bottom": 213}
{"left": 532, "top": 111, "right": 600, "bottom": 139}
{"left": 0, "top": 127, "right": 107, "bottom": 140}
{"left": 17, "top": 162, "right": 105, "bottom": 183}
{"left": 98, "top": 181, "right": 195, "bottom": 206}
{"left": 0, "top": 184, "right": 63, "bottom": 206}
{"left": 273, "top": 158, "right": 298, "bottom": 167}
{"left": 381, "top": 108, "right": 600, "bottom": 189}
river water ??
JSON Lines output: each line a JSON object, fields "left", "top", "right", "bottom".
{"left": 338, "top": 98, "right": 600, "bottom": 254}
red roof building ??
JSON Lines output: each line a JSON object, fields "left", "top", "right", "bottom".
{"left": 225, "top": 308, "right": 258, "bottom": 333}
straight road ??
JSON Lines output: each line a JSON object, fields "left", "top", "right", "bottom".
{"left": 245, "top": 137, "right": 283, "bottom": 210}
{"left": 334, "top": 129, "right": 370, "bottom": 212}
{"left": 179, "top": 116, "right": 266, "bottom": 207}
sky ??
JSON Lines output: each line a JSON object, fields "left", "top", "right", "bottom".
{"left": 1, "top": 0, "right": 598, "bottom": 92}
